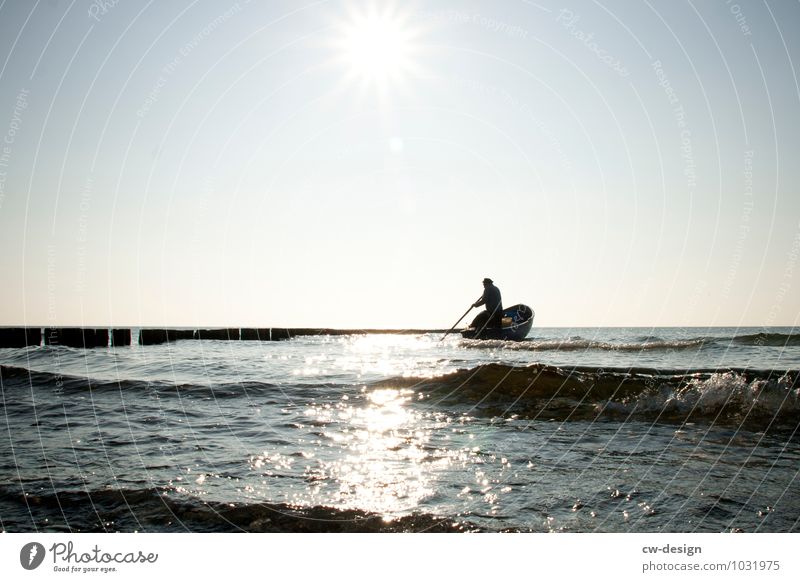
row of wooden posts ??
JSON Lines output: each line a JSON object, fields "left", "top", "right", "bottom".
{"left": 0, "top": 327, "right": 443, "bottom": 348}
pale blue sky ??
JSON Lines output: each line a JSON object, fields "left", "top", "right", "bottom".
{"left": 0, "top": 0, "right": 798, "bottom": 327}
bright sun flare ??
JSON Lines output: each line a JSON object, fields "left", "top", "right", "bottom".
{"left": 337, "top": 5, "right": 419, "bottom": 90}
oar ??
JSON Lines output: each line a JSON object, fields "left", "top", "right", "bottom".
{"left": 440, "top": 298, "right": 480, "bottom": 341}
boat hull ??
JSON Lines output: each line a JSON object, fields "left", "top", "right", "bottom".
{"left": 461, "top": 304, "right": 534, "bottom": 341}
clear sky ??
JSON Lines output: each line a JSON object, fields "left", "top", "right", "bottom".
{"left": 0, "top": 0, "right": 798, "bottom": 328}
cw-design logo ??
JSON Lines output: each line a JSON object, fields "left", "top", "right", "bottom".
{"left": 20, "top": 542, "right": 46, "bottom": 570}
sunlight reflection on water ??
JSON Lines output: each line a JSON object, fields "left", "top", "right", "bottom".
{"left": 301, "top": 387, "right": 435, "bottom": 517}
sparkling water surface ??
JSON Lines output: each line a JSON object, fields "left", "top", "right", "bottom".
{"left": 1, "top": 327, "right": 798, "bottom": 532}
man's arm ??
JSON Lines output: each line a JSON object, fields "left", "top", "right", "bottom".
{"left": 473, "top": 293, "right": 486, "bottom": 308}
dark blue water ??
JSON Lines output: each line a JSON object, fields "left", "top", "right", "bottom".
{"left": 1, "top": 327, "right": 798, "bottom": 532}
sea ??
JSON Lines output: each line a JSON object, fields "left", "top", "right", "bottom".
{"left": 1, "top": 327, "right": 798, "bottom": 533}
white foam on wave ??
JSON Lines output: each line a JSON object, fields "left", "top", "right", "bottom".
{"left": 601, "top": 371, "right": 799, "bottom": 418}
{"left": 463, "top": 337, "right": 708, "bottom": 352}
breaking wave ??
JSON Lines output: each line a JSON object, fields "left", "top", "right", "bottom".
{"left": 381, "top": 363, "right": 800, "bottom": 425}
{"left": 462, "top": 337, "right": 710, "bottom": 352}
{"left": 461, "top": 332, "right": 800, "bottom": 352}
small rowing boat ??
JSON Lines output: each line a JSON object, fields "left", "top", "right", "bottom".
{"left": 461, "top": 304, "right": 534, "bottom": 341}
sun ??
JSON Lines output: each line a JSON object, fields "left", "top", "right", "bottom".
{"left": 334, "top": 4, "right": 422, "bottom": 94}
{"left": 342, "top": 11, "right": 409, "bottom": 80}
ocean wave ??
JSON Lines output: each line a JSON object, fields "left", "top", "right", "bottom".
{"left": 383, "top": 363, "right": 800, "bottom": 425}
{"left": 461, "top": 331, "right": 800, "bottom": 351}
{"left": 461, "top": 337, "right": 710, "bottom": 352}
{"left": 730, "top": 332, "right": 800, "bottom": 347}
{"left": 0, "top": 364, "right": 284, "bottom": 398}
{"left": 0, "top": 485, "right": 481, "bottom": 532}
{"left": 4, "top": 362, "right": 798, "bottom": 427}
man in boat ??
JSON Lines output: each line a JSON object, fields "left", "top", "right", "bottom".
{"left": 471, "top": 278, "right": 503, "bottom": 333}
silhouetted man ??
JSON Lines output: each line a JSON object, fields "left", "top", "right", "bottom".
{"left": 471, "top": 278, "right": 503, "bottom": 332}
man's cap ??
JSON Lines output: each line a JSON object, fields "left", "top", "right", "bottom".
{"left": 483, "top": 278, "right": 493, "bottom": 284}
